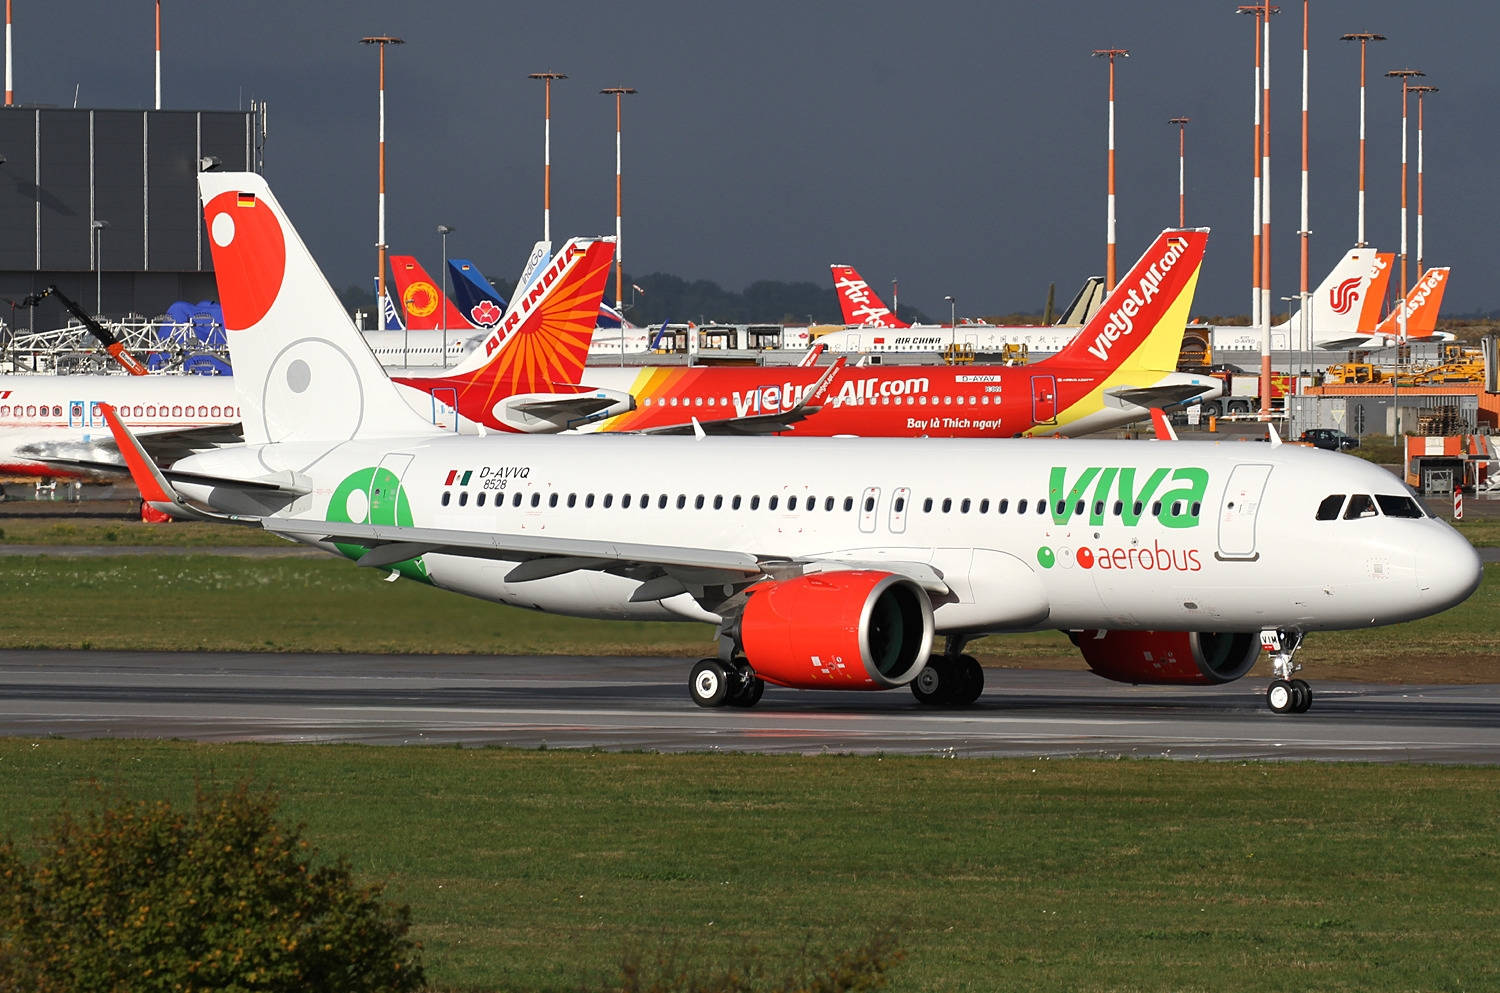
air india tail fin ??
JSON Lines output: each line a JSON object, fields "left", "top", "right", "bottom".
{"left": 200, "top": 172, "right": 438, "bottom": 445}
{"left": 1355, "top": 252, "right": 1395, "bottom": 332}
{"left": 830, "top": 265, "right": 908, "bottom": 328}
{"left": 1045, "top": 228, "right": 1209, "bottom": 377}
{"left": 1375, "top": 267, "right": 1450, "bottom": 339}
{"left": 389, "top": 254, "right": 476, "bottom": 331}
{"left": 447, "top": 258, "right": 507, "bottom": 329}
{"left": 390, "top": 237, "right": 616, "bottom": 427}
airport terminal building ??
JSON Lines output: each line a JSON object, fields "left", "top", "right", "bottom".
{"left": 0, "top": 106, "right": 258, "bottom": 332}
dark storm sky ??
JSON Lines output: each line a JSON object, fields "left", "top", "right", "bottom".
{"left": 7, "top": 2, "right": 1491, "bottom": 320}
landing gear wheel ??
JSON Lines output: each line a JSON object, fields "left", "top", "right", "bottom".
{"left": 1266, "top": 678, "right": 1295, "bottom": 714}
{"left": 911, "top": 660, "right": 948, "bottom": 705}
{"left": 954, "top": 655, "right": 985, "bottom": 705}
{"left": 727, "top": 673, "right": 765, "bottom": 708}
{"left": 1290, "top": 678, "right": 1313, "bottom": 714}
{"left": 690, "top": 658, "right": 729, "bottom": 708}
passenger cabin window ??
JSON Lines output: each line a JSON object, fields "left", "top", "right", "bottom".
{"left": 458, "top": 492, "right": 468, "bottom": 507}
{"left": 843, "top": 497, "right": 854, "bottom": 512}
{"left": 1343, "top": 494, "right": 1377, "bottom": 519}
{"left": 1017, "top": 499, "right": 1028, "bottom": 513}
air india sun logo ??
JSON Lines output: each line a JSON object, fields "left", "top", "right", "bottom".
{"left": 404, "top": 280, "right": 440, "bottom": 319}
{"left": 1329, "top": 276, "right": 1361, "bottom": 315}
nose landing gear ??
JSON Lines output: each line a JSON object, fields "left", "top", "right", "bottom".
{"left": 1261, "top": 629, "right": 1311, "bottom": 714}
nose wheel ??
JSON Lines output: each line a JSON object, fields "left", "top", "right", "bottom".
{"left": 1261, "top": 629, "right": 1312, "bottom": 714}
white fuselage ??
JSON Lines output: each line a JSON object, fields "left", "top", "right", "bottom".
{"left": 816, "top": 324, "right": 1078, "bottom": 355}
{"left": 171, "top": 435, "right": 1480, "bottom": 638}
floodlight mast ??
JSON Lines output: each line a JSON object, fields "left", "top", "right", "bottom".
{"left": 1092, "top": 48, "right": 1129, "bottom": 291}
{"left": 1408, "top": 84, "right": 1437, "bottom": 274}
{"left": 529, "top": 72, "right": 567, "bottom": 243}
{"left": 1168, "top": 117, "right": 1190, "bottom": 226}
{"left": 1340, "top": 32, "right": 1386, "bottom": 246}
{"left": 600, "top": 86, "right": 636, "bottom": 316}
{"left": 360, "top": 35, "right": 405, "bottom": 318}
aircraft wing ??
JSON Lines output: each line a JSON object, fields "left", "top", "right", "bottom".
{"left": 509, "top": 394, "right": 626, "bottom": 420}
{"left": 636, "top": 358, "right": 845, "bottom": 436}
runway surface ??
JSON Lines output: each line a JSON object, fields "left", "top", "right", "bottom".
{"left": 2, "top": 650, "right": 1497, "bottom": 763}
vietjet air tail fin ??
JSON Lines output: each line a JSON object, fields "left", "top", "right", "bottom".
{"left": 200, "top": 172, "right": 440, "bottom": 445}
{"left": 389, "top": 237, "right": 616, "bottom": 424}
{"left": 1045, "top": 228, "right": 1208, "bottom": 376}
{"left": 1355, "top": 252, "right": 1395, "bottom": 332}
{"left": 1275, "top": 247, "right": 1376, "bottom": 343}
{"left": 1375, "top": 267, "right": 1450, "bottom": 339}
{"left": 389, "top": 254, "right": 475, "bottom": 331}
{"left": 447, "top": 258, "right": 507, "bottom": 329}
{"left": 830, "top": 264, "right": 908, "bottom": 328}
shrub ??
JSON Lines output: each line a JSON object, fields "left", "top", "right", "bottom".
{"left": 610, "top": 927, "right": 905, "bottom": 993}
{"left": 0, "top": 782, "right": 423, "bottom": 993}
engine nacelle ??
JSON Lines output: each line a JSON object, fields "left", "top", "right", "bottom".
{"left": 1074, "top": 629, "right": 1260, "bottom": 685}
{"left": 492, "top": 388, "right": 635, "bottom": 434}
{"left": 740, "top": 571, "right": 932, "bottom": 690}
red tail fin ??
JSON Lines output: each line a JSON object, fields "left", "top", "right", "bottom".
{"left": 1356, "top": 252, "right": 1395, "bottom": 332}
{"left": 829, "top": 265, "right": 907, "bottom": 328}
{"left": 389, "top": 255, "right": 475, "bottom": 330}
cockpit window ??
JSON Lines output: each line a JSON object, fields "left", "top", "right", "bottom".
{"left": 1376, "top": 494, "right": 1424, "bottom": 518}
{"left": 1316, "top": 495, "right": 1345, "bottom": 521}
{"left": 1343, "top": 494, "right": 1378, "bottom": 519}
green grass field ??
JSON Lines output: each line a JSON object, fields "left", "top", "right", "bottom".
{"left": 1, "top": 741, "right": 1495, "bottom": 993}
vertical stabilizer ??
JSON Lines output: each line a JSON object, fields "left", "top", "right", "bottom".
{"left": 389, "top": 254, "right": 475, "bottom": 330}
{"left": 1375, "top": 267, "right": 1450, "bottom": 339}
{"left": 829, "top": 265, "right": 908, "bottom": 328}
{"left": 1274, "top": 247, "right": 1375, "bottom": 343}
{"left": 447, "top": 258, "right": 507, "bottom": 328}
{"left": 200, "top": 172, "right": 438, "bottom": 445}
{"left": 1355, "top": 252, "right": 1395, "bottom": 332}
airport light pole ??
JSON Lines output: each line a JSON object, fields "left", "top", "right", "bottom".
{"left": 91, "top": 219, "right": 108, "bottom": 315}
{"left": 600, "top": 86, "right": 636, "bottom": 318}
{"left": 1340, "top": 32, "right": 1385, "bottom": 247}
{"left": 154, "top": 0, "right": 161, "bottom": 109}
{"left": 891, "top": 279, "right": 899, "bottom": 322}
{"left": 529, "top": 72, "right": 567, "bottom": 244}
{"left": 1168, "top": 117, "right": 1190, "bottom": 226}
{"left": 1387, "top": 68, "right": 1423, "bottom": 441}
{"left": 1237, "top": 6, "right": 1275, "bottom": 328}
{"left": 1409, "top": 84, "right": 1437, "bottom": 274}
{"left": 1297, "top": 0, "right": 1309, "bottom": 385}
{"left": 1257, "top": 0, "right": 1274, "bottom": 421}
{"left": 944, "top": 295, "right": 956, "bottom": 347}
{"left": 1092, "top": 48, "right": 1129, "bottom": 291}
{"left": 437, "top": 223, "right": 453, "bottom": 368}
{"left": 360, "top": 35, "right": 404, "bottom": 320}
{"left": 5, "top": 0, "right": 12, "bottom": 106}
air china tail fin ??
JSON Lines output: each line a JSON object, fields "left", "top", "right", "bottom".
{"left": 830, "top": 264, "right": 907, "bottom": 328}
{"left": 389, "top": 254, "right": 475, "bottom": 331}
{"left": 390, "top": 237, "right": 616, "bottom": 416}
{"left": 200, "top": 173, "right": 439, "bottom": 445}
{"left": 1375, "top": 267, "right": 1450, "bottom": 339}
{"left": 446, "top": 258, "right": 507, "bottom": 329}
{"left": 1274, "top": 247, "right": 1375, "bottom": 341}
{"left": 1355, "top": 252, "right": 1395, "bottom": 332}
{"left": 1045, "top": 228, "right": 1209, "bottom": 376}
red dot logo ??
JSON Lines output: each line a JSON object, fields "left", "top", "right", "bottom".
{"left": 203, "top": 190, "right": 286, "bottom": 330}
{"left": 1077, "top": 548, "right": 1095, "bottom": 569}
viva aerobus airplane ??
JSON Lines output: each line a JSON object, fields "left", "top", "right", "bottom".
{"left": 105, "top": 172, "right": 1481, "bottom": 716}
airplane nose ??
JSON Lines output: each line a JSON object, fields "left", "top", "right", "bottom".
{"left": 1416, "top": 523, "right": 1483, "bottom": 612}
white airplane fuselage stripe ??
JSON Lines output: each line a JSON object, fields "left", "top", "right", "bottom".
{"left": 173, "top": 434, "right": 1477, "bottom": 636}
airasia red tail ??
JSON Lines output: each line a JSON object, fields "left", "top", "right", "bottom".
{"left": 829, "top": 264, "right": 908, "bottom": 328}
{"left": 389, "top": 255, "right": 476, "bottom": 331}
{"left": 1374, "top": 267, "right": 1451, "bottom": 340}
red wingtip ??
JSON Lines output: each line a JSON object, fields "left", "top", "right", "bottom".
{"left": 98, "top": 403, "right": 173, "bottom": 502}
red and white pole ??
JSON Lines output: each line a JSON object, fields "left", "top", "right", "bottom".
{"left": 1411, "top": 85, "right": 1437, "bottom": 274}
{"left": 1298, "top": 0, "right": 1309, "bottom": 357}
{"left": 154, "top": 0, "right": 161, "bottom": 110}
{"left": 360, "top": 36, "right": 405, "bottom": 315}
{"left": 1386, "top": 69, "right": 1423, "bottom": 350}
{"left": 5, "top": 0, "right": 12, "bottom": 106}
{"left": 1239, "top": 7, "right": 1266, "bottom": 328}
{"left": 1093, "top": 49, "right": 1129, "bottom": 292}
{"left": 530, "top": 72, "right": 567, "bottom": 244}
{"left": 1341, "top": 33, "right": 1385, "bottom": 247}
{"left": 1170, "top": 117, "right": 1190, "bottom": 227}
{"left": 601, "top": 87, "right": 636, "bottom": 316}
{"left": 1259, "top": 0, "right": 1273, "bottom": 420}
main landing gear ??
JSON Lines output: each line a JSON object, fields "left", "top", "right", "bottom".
{"left": 910, "top": 636, "right": 985, "bottom": 706}
{"left": 689, "top": 657, "right": 764, "bottom": 709}
{"left": 1261, "top": 629, "right": 1312, "bottom": 715}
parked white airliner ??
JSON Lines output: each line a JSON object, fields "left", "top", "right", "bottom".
{"left": 108, "top": 173, "right": 1482, "bottom": 715}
